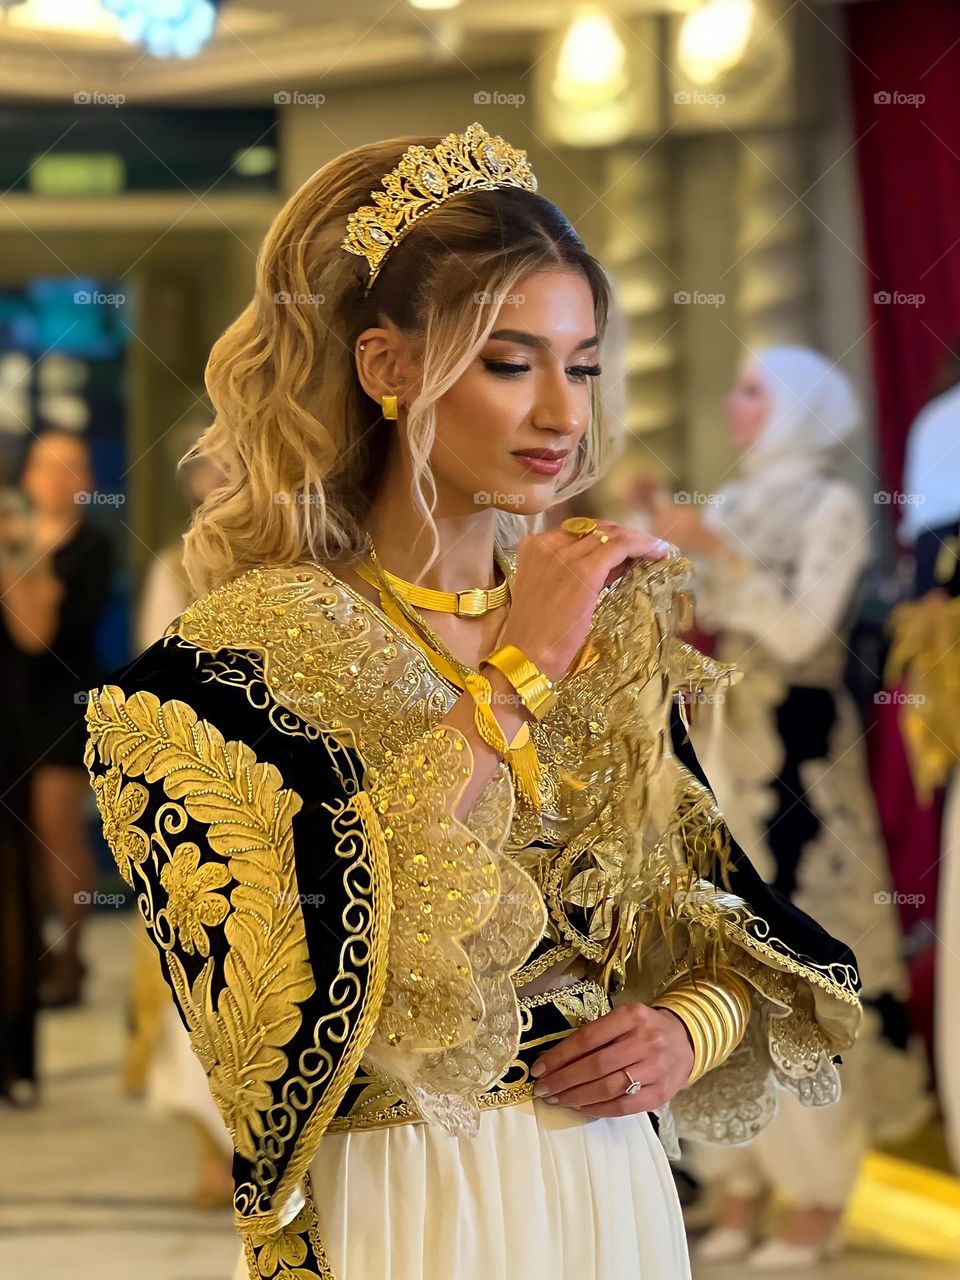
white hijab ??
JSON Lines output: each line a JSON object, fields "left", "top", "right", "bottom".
{"left": 709, "top": 346, "right": 864, "bottom": 561}
{"left": 899, "top": 380, "right": 960, "bottom": 544}
{"left": 737, "top": 345, "right": 862, "bottom": 480}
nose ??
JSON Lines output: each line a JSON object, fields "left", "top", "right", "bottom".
{"left": 531, "top": 365, "right": 586, "bottom": 442}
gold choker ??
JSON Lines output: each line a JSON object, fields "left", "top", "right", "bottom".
{"left": 357, "top": 537, "right": 510, "bottom": 617}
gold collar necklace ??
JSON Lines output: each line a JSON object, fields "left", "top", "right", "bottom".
{"left": 356, "top": 534, "right": 511, "bottom": 617}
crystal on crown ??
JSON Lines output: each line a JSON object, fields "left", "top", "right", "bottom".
{"left": 341, "top": 122, "right": 539, "bottom": 291}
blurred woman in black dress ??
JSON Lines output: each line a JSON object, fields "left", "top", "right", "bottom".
{"left": 0, "top": 486, "right": 60, "bottom": 1098}
{"left": 18, "top": 430, "right": 113, "bottom": 1007}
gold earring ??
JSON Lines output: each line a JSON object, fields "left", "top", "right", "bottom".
{"left": 381, "top": 394, "right": 399, "bottom": 420}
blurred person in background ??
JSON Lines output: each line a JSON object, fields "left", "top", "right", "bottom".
{"left": 629, "top": 345, "right": 930, "bottom": 1269}
{"left": 0, "top": 487, "right": 60, "bottom": 1102}
{"left": 886, "top": 340, "right": 960, "bottom": 1174}
{"left": 124, "top": 420, "right": 233, "bottom": 1207}
{"left": 135, "top": 423, "right": 225, "bottom": 648}
{"left": 19, "top": 429, "right": 113, "bottom": 1008}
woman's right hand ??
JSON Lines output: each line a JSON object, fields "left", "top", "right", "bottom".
{"left": 495, "top": 521, "right": 671, "bottom": 683}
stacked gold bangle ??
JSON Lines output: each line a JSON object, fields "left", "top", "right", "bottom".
{"left": 482, "top": 644, "right": 558, "bottom": 720}
{"left": 464, "top": 671, "right": 543, "bottom": 811}
{"left": 651, "top": 968, "right": 752, "bottom": 1086}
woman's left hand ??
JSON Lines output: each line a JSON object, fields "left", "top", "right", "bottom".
{"left": 530, "top": 1002, "right": 695, "bottom": 1117}
{"left": 649, "top": 502, "right": 724, "bottom": 555}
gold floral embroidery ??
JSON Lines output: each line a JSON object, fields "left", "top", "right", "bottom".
{"left": 248, "top": 1203, "right": 313, "bottom": 1275}
{"left": 84, "top": 684, "right": 391, "bottom": 1230}
{"left": 85, "top": 684, "right": 315, "bottom": 1163}
{"left": 361, "top": 725, "right": 545, "bottom": 1136}
{"left": 159, "top": 841, "right": 230, "bottom": 957}
{"left": 173, "top": 567, "right": 547, "bottom": 1138}
{"left": 210, "top": 557, "right": 855, "bottom": 1008}
{"left": 175, "top": 567, "right": 450, "bottom": 768}
{"left": 90, "top": 765, "right": 150, "bottom": 885}
{"left": 169, "top": 636, "right": 364, "bottom": 795}
{"left": 241, "top": 1176, "right": 337, "bottom": 1280}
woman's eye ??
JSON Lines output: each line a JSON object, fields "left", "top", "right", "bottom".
{"left": 482, "top": 360, "right": 529, "bottom": 376}
{"left": 482, "top": 360, "right": 602, "bottom": 380}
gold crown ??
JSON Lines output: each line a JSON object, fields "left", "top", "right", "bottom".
{"left": 341, "top": 121, "right": 539, "bottom": 291}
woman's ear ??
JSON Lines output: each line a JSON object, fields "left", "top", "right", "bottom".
{"left": 354, "top": 324, "right": 415, "bottom": 410}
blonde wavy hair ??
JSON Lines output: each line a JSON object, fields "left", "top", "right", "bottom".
{"left": 182, "top": 131, "right": 616, "bottom": 596}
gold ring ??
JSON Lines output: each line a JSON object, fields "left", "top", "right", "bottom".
{"left": 561, "top": 516, "right": 609, "bottom": 544}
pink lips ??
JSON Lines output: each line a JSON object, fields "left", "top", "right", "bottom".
{"left": 512, "top": 450, "right": 569, "bottom": 476}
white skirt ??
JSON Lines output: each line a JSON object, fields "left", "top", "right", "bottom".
{"left": 234, "top": 1098, "right": 690, "bottom": 1279}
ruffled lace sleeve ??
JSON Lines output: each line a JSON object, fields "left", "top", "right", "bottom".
{"left": 635, "top": 703, "right": 863, "bottom": 1148}
{"left": 359, "top": 724, "right": 546, "bottom": 1137}
{"left": 536, "top": 550, "right": 863, "bottom": 1147}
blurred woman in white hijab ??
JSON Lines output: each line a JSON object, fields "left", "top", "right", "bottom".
{"left": 630, "top": 345, "right": 931, "bottom": 1269}
{"left": 888, "top": 341, "right": 960, "bottom": 1177}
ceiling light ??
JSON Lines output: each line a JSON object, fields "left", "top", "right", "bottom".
{"left": 99, "top": 0, "right": 220, "bottom": 58}
{"left": 678, "top": 0, "right": 755, "bottom": 85}
{"left": 553, "top": 6, "right": 629, "bottom": 108}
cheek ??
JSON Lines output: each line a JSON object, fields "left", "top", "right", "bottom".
{"left": 727, "top": 391, "right": 765, "bottom": 443}
{"left": 725, "top": 393, "right": 749, "bottom": 433}
{"left": 436, "top": 370, "right": 526, "bottom": 453}
{"left": 742, "top": 398, "right": 769, "bottom": 445}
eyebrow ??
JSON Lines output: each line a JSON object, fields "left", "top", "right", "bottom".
{"left": 487, "top": 328, "right": 599, "bottom": 354}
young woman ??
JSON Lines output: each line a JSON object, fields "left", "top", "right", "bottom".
{"left": 84, "top": 125, "right": 863, "bottom": 1280}
{"left": 19, "top": 430, "right": 113, "bottom": 1007}
{"left": 639, "top": 346, "right": 930, "bottom": 1267}
{"left": 0, "top": 487, "right": 55, "bottom": 1101}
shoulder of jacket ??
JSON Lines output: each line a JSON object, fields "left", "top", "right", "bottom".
{"left": 161, "top": 561, "right": 344, "bottom": 661}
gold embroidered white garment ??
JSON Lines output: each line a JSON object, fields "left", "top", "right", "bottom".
{"left": 231, "top": 1099, "right": 691, "bottom": 1280}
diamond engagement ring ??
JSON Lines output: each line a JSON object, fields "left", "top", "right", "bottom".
{"left": 622, "top": 1068, "right": 643, "bottom": 1097}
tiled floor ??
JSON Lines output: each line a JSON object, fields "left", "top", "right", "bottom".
{"left": 0, "top": 915, "right": 955, "bottom": 1280}
{"left": 697, "top": 1262, "right": 956, "bottom": 1280}
{"left": 0, "top": 915, "right": 237, "bottom": 1280}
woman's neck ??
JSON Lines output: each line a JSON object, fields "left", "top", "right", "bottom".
{"left": 362, "top": 490, "right": 502, "bottom": 591}
{"left": 33, "top": 508, "right": 79, "bottom": 554}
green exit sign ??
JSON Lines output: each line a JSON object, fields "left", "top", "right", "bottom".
{"left": 29, "top": 154, "right": 126, "bottom": 196}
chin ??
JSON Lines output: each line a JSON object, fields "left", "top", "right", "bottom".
{"left": 495, "top": 487, "right": 558, "bottom": 519}
{"left": 465, "top": 470, "right": 555, "bottom": 518}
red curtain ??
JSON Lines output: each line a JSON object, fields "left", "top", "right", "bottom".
{"left": 845, "top": 0, "right": 960, "bottom": 1053}
{"left": 846, "top": 0, "right": 960, "bottom": 496}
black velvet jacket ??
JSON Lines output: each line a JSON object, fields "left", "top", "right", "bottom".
{"left": 84, "top": 550, "right": 862, "bottom": 1278}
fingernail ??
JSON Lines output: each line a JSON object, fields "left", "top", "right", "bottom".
{"left": 531, "top": 1061, "right": 545, "bottom": 1077}
{"left": 654, "top": 539, "right": 671, "bottom": 556}
{"left": 544, "top": 1095, "right": 559, "bottom": 1104}
{"left": 532, "top": 1082, "right": 551, "bottom": 1097}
